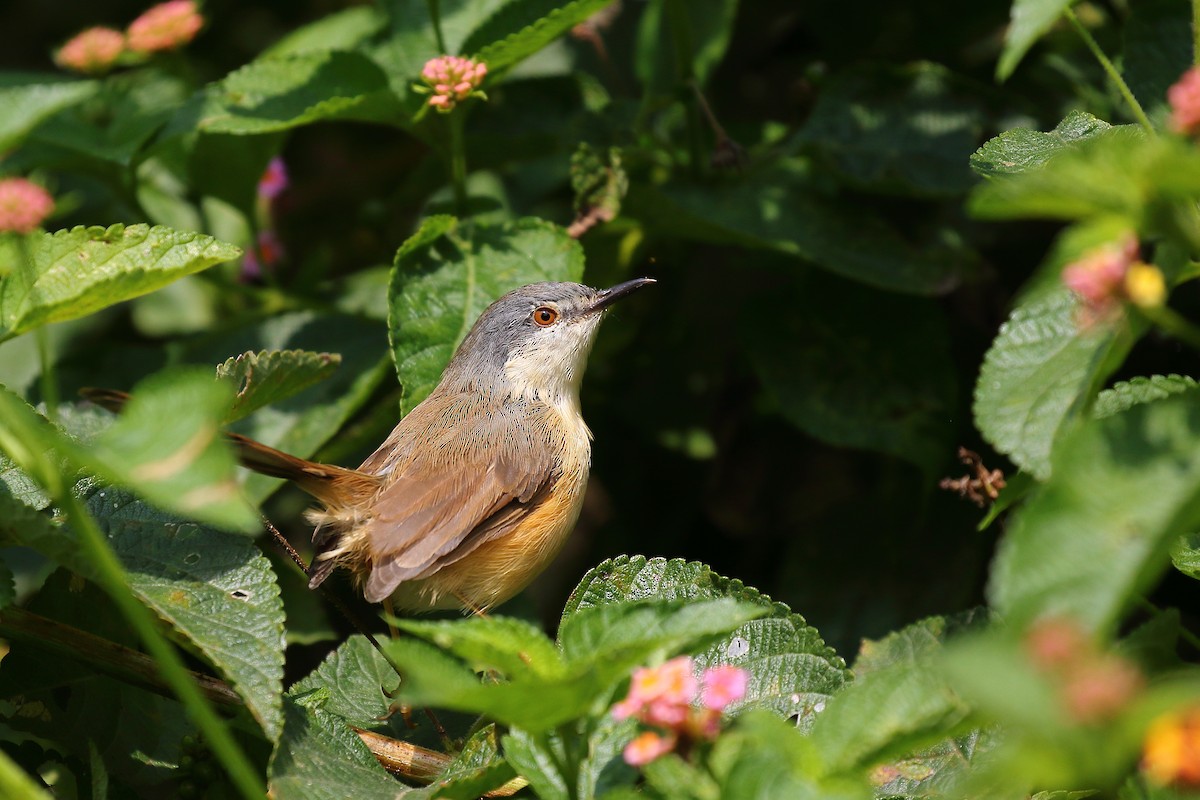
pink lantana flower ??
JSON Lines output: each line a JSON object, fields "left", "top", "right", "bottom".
{"left": 1061, "top": 234, "right": 1142, "bottom": 326}
{"left": 611, "top": 656, "right": 750, "bottom": 767}
{"left": 417, "top": 55, "right": 488, "bottom": 113}
{"left": 55, "top": 27, "right": 125, "bottom": 74}
{"left": 1169, "top": 67, "right": 1200, "bottom": 135}
{"left": 127, "top": 1, "right": 204, "bottom": 53}
{"left": 258, "top": 157, "right": 289, "bottom": 202}
{"left": 240, "top": 229, "right": 285, "bottom": 282}
{"left": 0, "top": 178, "right": 55, "bottom": 234}
{"left": 623, "top": 731, "right": 676, "bottom": 767}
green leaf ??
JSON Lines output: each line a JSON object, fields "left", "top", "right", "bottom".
{"left": 969, "top": 110, "right": 1113, "bottom": 177}
{"left": 401, "top": 725, "right": 516, "bottom": 800}
{"left": 973, "top": 289, "right": 1135, "bottom": 479}
{"left": 989, "top": 391, "right": 1200, "bottom": 632}
{"left": 467, "top": 0, "right": 620, "bottom": 74}
{"left": 86, "top": 488, "right": 285, "bottom": 740}
{"left": 1123, "top": 0, "right": 1193, "bottom": 117}
{"left": 743, "top": 281, "right": 955, "bottom": 475}
{"left": 708, "top": 712, "right": 857, "bottom": 800}
{"left": 812, "top": 644, "right": 968, "bottom": 774}
{"left": 217, "top": 349, "right": 343, "bottom": 423}
{"left": 1171, "top": 531, "right": 1200, "bottom": 580}
{"left": 0, "top": 224, "right": 241, "bottom": 343}
{"left": 997, "top": 0, "right": 1075, "bottom": 81}
{"left": 268, "top": 698, "right": 399, "bottom": 800}
{"left": 178, "top": 311, "right": 390, "bottom": 505}
{"left": 0, "top": 451, "right": 50, "bottom": 510}
{"left": 89, "top": 368, "right": 259, "bottom": 533}
{"left": 0, "top": 739, "right": 57, "bottom": 800}
{"left": 389, "top": 216, "right": 585, "bottom": 412}
{"left": 968, "top": 130, "right": 1200, "bottom": 222}
{"left": 868, "top": 730, "right": 992, "bottom": 800}
{"left": 502, "top": 729, "right": 569, "bottom": 800}
{"left": 393, "top": 615, "right": 567, "bottom": 679}
{"left": 290, "top": 635, "right": 399, "bottom": 730}
{"left": 795, "top": 63, "right": 985, "bottom": 197}
{"left": 0, "top": 73, "right": 97, "bottom": 152}
{"left": 1093, "top": 375, "right": 1199, "bottom": 419}
{"left": 172, "top": 51, "right": 404, "bottom": 135}
{"left": 625, "top": 165, "right": 968, "bottom": 296}
{"left": 635, "top": 0, "right": 739, "bottom": 93}
{"left": 262, "top": 6, "right": 387, "bottom": 58}
{"left": 563, "top": 556, "right": 849, "bottom": 729}
{"left": 853, "top": 611, "right": 988, "bottom": 676}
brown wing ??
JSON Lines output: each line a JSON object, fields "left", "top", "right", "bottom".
{"left": 357, "top": 396, "right": 561, "bottom": 603}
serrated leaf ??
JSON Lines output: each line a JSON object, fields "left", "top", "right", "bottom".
{"left": 1093, "top": 375, "right": 1198, "bottom": 419}
{"left": 973, "top": 289, "right": 1135, "bottom": 479}
{"left": 0, "top": 224, "right": 241, "bottom": 342}
{"left": 86, "top": 488, "right": 285, "bottom": 740}
{"left": 812, "top": 637, "right": 969, "bottom": 774}
{"left": 400, "top": 725, "right": 516, "bottom": 800}
{"left": 969, "top": 129, "right": 1200, "bottom": 222}
{"left": 503, "top": 728, "right": 569, "bottom": 800}
{"left": 172, "top": 51, "right": 404, "bottom": 136}
{"left": 393, "top": 615, "right": 567, "bottom": 679}
{"left": 269, "top": 698, "right": 399, "bottom": 800}
{"left": 1172, "top": 532, "right": 1200, "bottom": 581}
{"left": 997, "top": 0, "right": 1075, "bottom": 81}
{"left": 389, "top": 216, "right": 584, "bottom": 412}
{"left": 289, "top": 635, "right": 400, "bottom": 730}
{"left": 217, "top": 349, "right": 342, "bottom": 423}
{"left": 868, "top": 730, "right": 992, "bottom": 799}
{"left": 853, "top": 610, "right": 988, "bottom": 676}
{"left": 263, "top": 6, "right": 387, "bottom": 58}
{"left": 0, "top": 451, "right": 50, "bottom": 511}
{"left": 563, "top": 556, "right": 849, "bottom": 729}
{"left": 90, "top": 368, "right": 259, "bottom": 533}
{"left": 178, "top": 311, "right": 390, "bottom": 505}
{"left": 970, "top": 110, "right": 1113, "bottom": 177}
{"left": 469, "top": 0, "right": 619, "bottom": 73}
{"left": 744, "top": 282, "right": 955, "bottom": 476}
{"left": 0, "top": 73, "right": 97, "bottom": 151}
{"left": 625, "top": 165, "right": 967, "bottom": 296}
{"left": 795, "top": 63, "right": 985, "bottom": 197}
{"left": 989, "top": 393, "right": 1200, "bottom": 632}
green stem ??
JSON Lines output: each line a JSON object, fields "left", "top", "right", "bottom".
{"left": 1141, "top": 303, "right": 1200, "bottom": 351}
{"left": 1194, "top": 0, "right": 1200, "bottom": 65}
{"left": 1065, "top": 8, "right": 1153, "bottom": 133}
{"left": 426, "top": 0, "right": 447, "bottom": 54}
{"left": 448, "top": 112, "right": 469, "bottom": 217}
{"left": 56, "top": 491, "right": 266, "bottom": 799}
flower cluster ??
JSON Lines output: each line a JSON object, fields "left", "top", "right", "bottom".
{"left": 611, "top": 656, "right": 748, "bottom": 766}
{"left": 1061, "top": 234, "right": 1165, "bottom": 326}
{"left": 1142, "top": 706, "right": 1200, "bottom": 788}
{"left": 55, "top": 1, "right": 203, "bottom": 74}
{"left": 1169, "top": 67, "right": 1200, "bottom": 136}
{"left": 241, "top": 157, "right": 290, "bottom": 282}
{"left": 55, "top": 27, "right": 126, "bottom": 74}
{"left": 1024, "top": 617, "right": 1143, "bottom": 724}
{"left": 418, "top": 56, "right": 488, "bottom": 113}
{"left": 127, "top": 1, "right": 204, "bottom": 53}
{"left": 0, "top": 178, "right": 55, "bottom": 234}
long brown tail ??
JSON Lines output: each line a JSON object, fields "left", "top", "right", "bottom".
{"left": 80, "top": 387, "right": 380, "bottom": 508}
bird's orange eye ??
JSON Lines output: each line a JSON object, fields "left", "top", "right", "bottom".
{"left": 532, "top": 306, "right": 559, "bottom": 326}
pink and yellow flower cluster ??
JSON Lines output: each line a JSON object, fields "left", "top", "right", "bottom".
{"left": 611, "top": 656, "right": 748, "bottom": 766}
{"left": 418, "top": 56, "right": 488, "bottom": 113}
{"left": 1061, "top": 233, "right": 1165, "bottom": 326}
{"left": 55, "top": 1, "right": 203, "bottom": 74}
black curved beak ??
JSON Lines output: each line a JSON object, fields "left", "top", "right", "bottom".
{"left": 587, "top": 278, "right": 656, "bottom": 314}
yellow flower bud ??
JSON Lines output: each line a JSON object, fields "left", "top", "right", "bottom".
{"left": 1124, "top": 262, "right": 1166, "bottom": 308}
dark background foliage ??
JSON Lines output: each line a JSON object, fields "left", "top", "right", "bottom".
{"left": 0, "top": 0, "right": 1179, "bottom": 666}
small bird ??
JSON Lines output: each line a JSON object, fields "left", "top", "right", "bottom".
{"left": 93, "top": 279, "right": 653, "bottom": 613}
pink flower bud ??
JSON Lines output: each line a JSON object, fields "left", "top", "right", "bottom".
{"left": 1061, "top": 234, "right": 1140, "bottom": 324}
{"left": 0, "top": 178, "right": 55, "bottom": 234}
{"left": 257, "top": 158, "right": 289, "bottom": 201}
{"left": 419, "top": 55, "right": 488, "bottom": 113}
{"left": 55, "top": 27, "right": 125, "bottom": 74}
{"left": 127, "top": 0, "right": 204, "bottom": 53}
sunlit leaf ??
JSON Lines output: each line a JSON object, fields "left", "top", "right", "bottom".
{"left": 217, "top": 349, "right": 342, "bottom": 423}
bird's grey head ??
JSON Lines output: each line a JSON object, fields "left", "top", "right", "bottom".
{"left": 442, "top": 278, "right": 654, "bottom": 403}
